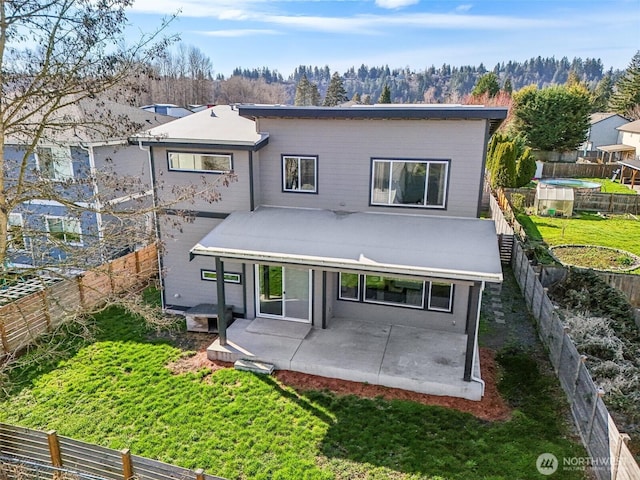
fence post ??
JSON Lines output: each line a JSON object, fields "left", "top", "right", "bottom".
{"left": 571, "top": 355, "right": 587, "bottom": 402}
{"left": 47, "top": 430, "right": 63, "bottom": 467}
{"left": 0, "top": 318, "right": 9, "bottom": 354}
{"left": 195, "top": 468, "right": 205, "bottom": 480}
{"left": 121, "top": 449, "right": 134, "bottom": 480}
{"left": 587, "top": 388, "right": 605, "bottom": 444}
{"left": 539, "top": 287, "right": 548, "bottom": 321}
{"left": 76, "top": 276, "right": 85, "bottom": 309}
{"left": 612, "top": 433, "right": 631, "bottom": 480}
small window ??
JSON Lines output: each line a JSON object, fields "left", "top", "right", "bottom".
{"left": 8, "top": 213, "right": 26, "bottom": 250}
{"left": 201, "top": 270, "right": 242, "bottom": 284}
{"left": 428, "top": 282, "right": 454, "bottom": 312}
{"left": 283, "top": 155, "right": 317, "bottom": 193}
{"left": 371, "top": 159, "right": 448, "bottom": 208}
{"left": 168, "top": 152, "right": 232, "bottom": 173}
{"left": 364, "top": 275, "right": 424, "bottom": 308}
{"left": 338, "top": 272, "right": 360, "bottom": 301}
{"left": 36, "top": 146, "right": 73, "bottom": 181}
{"left": 46, "top": 217, "right": 82, "bottom": 245}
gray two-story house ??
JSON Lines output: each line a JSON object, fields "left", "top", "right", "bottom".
{"left": 137, "top": 104, "right": 507, "bottom": 400}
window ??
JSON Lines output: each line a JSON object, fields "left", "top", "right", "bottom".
{"left": 338, "top": 272, "right": 360, "bottom": 301}
{"left": 338, "top": 272, "right": 454, "bottom": 312}
{"left": 168, "top": 152, "right": 232, "bottom": 173}
{"left": 46, "top": 217, "right": 82, "bottom": 245}
{"left": 364, "top": 275, "right": 424, "bottom": 308}
{"left": 371, "top": 159, "right": 448, "bottom": 208}
{"left": 36, "top": 146, "right": 73, "bottom": 180}
{"left": 283, "top": 155, "right": 317, "bottom": 193}
{"left": 8, "top": 213, "right": 26, "bottom": 250}
{"left": 201, "top": 270, "right": 242, "bottom": 284}
{"left": 428, "top": 282, "right": 454, "bottom": 312}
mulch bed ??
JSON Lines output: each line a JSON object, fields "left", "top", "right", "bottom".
{"left": 168, "top": 346, "right": 511, "bottom": 422}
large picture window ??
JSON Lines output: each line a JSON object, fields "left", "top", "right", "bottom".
{"left": 168, "top": 152, "right": 232, "bottom": 173}
{"left": 36, "top": 146, "right": 73, "bottom": 181}
{"left": 46, "top": 217, "right": 82, "bottom": 245}
{"left": 338, "top": 272, "right": 454, "bottom": 312}
{"left": 283, "top": 155, "right": 317, "bottom": 193}
{"left": 371, "top": 159, "right": 448, "bottom": 208}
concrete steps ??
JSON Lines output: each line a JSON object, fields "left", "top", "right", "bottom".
{"left": 234, "top": 359, "right": 275, "bottom": 375}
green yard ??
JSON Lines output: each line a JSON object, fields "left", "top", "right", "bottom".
{"left": 577, "top": 178, "right": 636, "bottom": 194}
{"left": 518, "top": 211, "right": 640, "bottom": 272}
{"left": 0, "top": 301, "right": 585, "bottom": 480}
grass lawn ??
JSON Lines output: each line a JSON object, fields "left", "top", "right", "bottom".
{"left": 0, "top": 302, "right": 586, "bottom": 480}
{"left": 518, "top": 211, "right": 640, "bottom": 271}
{"left": 577, "top": 178, "right": 636, "bottom": 194}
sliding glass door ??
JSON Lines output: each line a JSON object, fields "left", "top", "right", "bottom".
{"left": 256, "top": 265, "right": 311, "bottom": 322}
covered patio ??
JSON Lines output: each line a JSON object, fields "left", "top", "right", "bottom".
{"left": 208, "top": 316, "right": 483, "bottom": 400}
{"left": 191, "top": 206, "right": 501, "bottom": 400}
{"left": 596, "top": 144, "right": 636, "bottom": 163}
{"left": 618, "top": 158, "right": 640, "bottom": 190}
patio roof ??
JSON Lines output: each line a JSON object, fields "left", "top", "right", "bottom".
{"left": 597, "top": 144, "right": 636, "bottom": 153}
{"left": 191, "top": 207, "right": 503, "bottom": 283}
{"left": 619, "top": 158, "right": 640, "bottom": 170}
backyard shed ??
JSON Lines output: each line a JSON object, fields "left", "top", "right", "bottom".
{"left": 535, "top": 184, "right": 574, "bottom": 217}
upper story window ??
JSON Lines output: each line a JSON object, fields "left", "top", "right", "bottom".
{"left": 283, "top": 155, "right": 317, "bottom": 193}
{"left": 36, "top": 146, "right": 73, "bottom": 181}
{"left": 168, "top": 152, "right": 232, "bottom": 173}
{"left": 45, "top": 216, "right": 82, "bottom": 246}
{"left": 371, "top": 159, "right": 449, "bottom": 209}
{"left": 8, "top": 213, "right": 26, "bottom": 250}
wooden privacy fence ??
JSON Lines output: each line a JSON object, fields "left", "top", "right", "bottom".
{"left": 542, "top": 162, "right": 620, "bottom": 179}
{"left": 504, "top": 188, "right": 640, "bottom": 215}
{"left": 489, "top": 193, "right": 640, "bottom": 478}
{"left": 0, "top": 244, "right": 158, "bottom": 359}
{"left": 511, "top": 242, "right": 640, "bottom": 480}
{"left": 0, "top": 423, "right": 226, "bottom": 480}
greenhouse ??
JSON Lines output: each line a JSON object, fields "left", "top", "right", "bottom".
{"left": 534, "top": 184, "right": 574, "bottom": 217}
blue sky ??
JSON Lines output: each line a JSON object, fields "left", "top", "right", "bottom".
{"left": 128, "top": 0, "right": 640, "bottom": 78}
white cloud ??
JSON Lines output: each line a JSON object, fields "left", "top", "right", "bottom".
{"left": 198, "top": 29, "right": 281, "bottom": 37}
{"left": 455, "top": 4, "right": 473, "bottom": 13}
{"left": 375, "top": 0, "right": 419, "bottom": 9}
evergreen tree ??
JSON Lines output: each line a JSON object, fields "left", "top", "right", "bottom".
{"left": 472, "top": 73, "right": 500, "bottom": 98}
{"left": 491, "top": 141, "right": 516, "bottom": 189}
{"left": 503, "top": 78, "right": 513, "bottom": 95}
{"left": 609, "top": 51, "right": 640, "bottom": 119}
{"left": 515, "top": 147, "right": 536, "bottom": 187}
{"left": 512, "top": 84, "right": 591, "bottom": 151}
{"left": 294, "top": 74, "right": 320, "bottom": 106}
{"left": 592, "top": 74, "right": 613, "bottom": 112}
{"left": 323, "top": 72, "right": 348, "bottom": 106}
{"left": 378, "top": 84, "right": 392, "bottom": 103}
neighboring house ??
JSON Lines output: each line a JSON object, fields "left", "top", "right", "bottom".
{"left": 615, "top": 119, "right": 640, "bottom": 188}
{"left": 141, "top": 104, "right": 194, "bottom": 118}
{"left": 4, "top": 99, "right": 171, "bottom": 269}
{"left": 596, "top": 118, "right": 639, "bottom": 164}
{"left": 136, "top": 104, "right": 507, "bottom": 400}
{"left": 581, "top": 113, "right": 629, "bottom": 155}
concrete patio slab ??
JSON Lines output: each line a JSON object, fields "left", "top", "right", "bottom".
{"left": 207, "top": 317, "right": 484, "bottom": 400}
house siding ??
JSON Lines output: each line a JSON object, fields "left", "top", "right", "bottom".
{"left": 161, "top": 216, "right": 245, "bottom": 312}
{"left": 588, "top": 116, "right": 629, "bottom": 149}
{"left": 151, "top": 146, "right": 252, "bottom": 212}
{"left": 255, "top": 118, "right": 487, "bottom": 218}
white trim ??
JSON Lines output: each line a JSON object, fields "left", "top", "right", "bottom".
{"left": 370, "top": 159, "right": 448, "bottom": 209}
{"left": 44, "top": 215, "right": 83, "bottom": 246}
{"left": 338, "top": 272, "right": 360, "bottom": 301}
{"left": 255, "top": 265, "right": 312, "bottom": 323}
{"left": 168, "top": 151, "right": 232, "bottom": 173}
{"left": 282, "top": 155, "right": 318, "bottom": 193}
{"left": 201, "top": 270, "right": 241, "bottom": 284}
{"left": 106, "top": 190, "right": 153, "bottom": 206}
{"left": 427, "top": 282, "right": 454, "bottom": 312}
{"left": 35, "top": 145, "right": 74, "bottom": 181}
{"left": 8, "top": 212, "right": 28, "bottom": 251}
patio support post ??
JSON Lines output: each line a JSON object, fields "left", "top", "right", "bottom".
{"left": 463, "top": 282, "right": 482, "bottom": 382}
{"left": 215, "top": 257, "right": 227, "bottom": 346}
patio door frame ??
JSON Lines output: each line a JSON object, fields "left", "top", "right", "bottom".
{"left": 255, "top": 264, "right": 312, "bottom": 323}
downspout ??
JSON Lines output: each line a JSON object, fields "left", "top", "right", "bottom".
{"left": 79, "top": 143, "right": 105, "bottom": 263}
{"left": 139, "top": 140, "right": 165, "bottom": 310}
{"left": 470, "top": 281, "right": 486, "bottom": 395}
